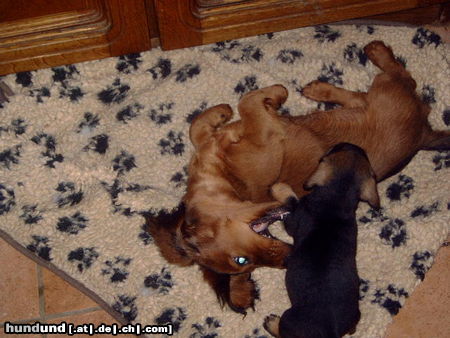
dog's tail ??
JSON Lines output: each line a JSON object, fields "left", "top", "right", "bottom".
{"left": 143, "top": 202, "right": 194, "bottom": 267}
{"left": 421, "top": 130, "right": 450, "bottom": 151}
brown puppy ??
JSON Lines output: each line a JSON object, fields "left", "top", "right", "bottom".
{"left": 146, "top": 41, "right": 450, "bottom": 313}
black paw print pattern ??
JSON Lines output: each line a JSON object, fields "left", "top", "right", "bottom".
{"left": 211, "top": 41, "right": 263, "bottom": 64}
{"left": 411, "top": 201, "right": 440, "bottom": 218}
{"left": 55, "top": 182, "right": 83, "bottom": 208}
{"left": 112, "top": 151, "right": 137, "bottom": 174}
{"left": 31, "top": 133, "right": 64, "bottom": 168}
{"left": 371, "top": 284, "right": 408, "bottom": 315}
{"left": 138, "top": 222, "right": 153, "bottom": 245}
{"left": 155, "top": 307, "right": 187, "bottom": 334}
{"left": 0, "top": 183, "right": 15, "bottom": 215}
{"left": 20, "top": 204, "right": 43, "bottom": 225}
{"left": 344, "top": 43, "right": 368, "bottom": 66}
{"left": 112, "top": 295, "right": 138, "bottom": 321}
{"left": 52, "top": 65, "right": 84, "bottom": 102}
{"left": 29, "top": 87, "right": 51, "bottom": 103}
{"left": 149, "top": 102, "right": 174, "bottom": 126}
{"left": 313, "top": 25, "right": 341, "bottom": 43}
{"left": 77, "top": 112, "right": 100, "bottom": 133}
{"left": 379, "top": 218, "right": 407, "bottom": 248}
{"left": 0, "top": 144, "right": 22, "bottom": 169}
{"left": 144, "top": 267, "right": 174, "bottom": 295}
{"left": 27, "top": 235, "right": 52, "bottom": 261}
{"left": 0, "top": 118, "right": 27, "bottom": 136}
{"left": 410, "top": 251, "right": 433, "bottom": 281}
{"left": 148, "top": 58, "right": 172, "bottom": 80}
{"left": 83, "top": 134, "right": 109, "bottom": 154}
{"left": 98, "top": 78, "right": 130, "bottom": 105}
{"left": 359, "top": 278, "right": 370, "bottom": 300}
{"left": 176, "top": 64, "right": 201, "bottom": 83}
{"left": 158, "top": 131, "right": 185, "bottom": 156}
{"left": 386, "top": 174, "right": 414, "bottom": 201}
{"left": 116, "top": 53, "right": 142, "bottom": 74}
{"left": 277, "top": 49, "right": 303, "bottom": 64}
{"left": 359, "top": 207, "right": 390, "bottom": 224}
{"left": 318, "top": 63, "right": 343, "bottom": 85}
{"left": 186, "top": 102, "right": 208, "bottom": 124}
{"left": 102, "top": 256, "right": 132, "bottom": 283}
{"left": 432, "top": 151, "right": 449, "bottom": 171}
{"left": 356, "top": 25, "right": 375, "bottom": 34}
{"left": 116, "top": 103, "right": 144, "bottom": 123}
{"left": 56, "top": 212, "right": 88, "bottom": 235}
{"left": 68, "top": 247, "right": 99, "bottom": 273}
{"left": 412, "top": 28, "right": 441, "bottom": 48}
{"left": 16, "top": 71, "right": 33, "bottom": 87}
{"left": 170, "top": 166, "right": 188, "bottom": 189}
{"left": 234, "top": 75, "right": 258, "bottom": 95}
{"left": 421, "top": 85, "right": 436, "bottom": 104}
{"left": 190, "top": 317, "right": 221, "bottom": 338}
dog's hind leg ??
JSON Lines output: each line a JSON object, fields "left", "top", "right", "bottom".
{"left": 302, "top": 81, "right": 367, "bottom": 108}
{"left": 364, "top": 40, "right": 417, "bottom": 90}
{"left": 237, "top": 85, "right": 288, "bottom": 146}
{"left": 189, "top": 104, "right": 233, "bottom": 149}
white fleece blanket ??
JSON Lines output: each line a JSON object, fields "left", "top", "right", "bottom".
{"left": 1, "top": 24, "right": 449, "bottom": 337}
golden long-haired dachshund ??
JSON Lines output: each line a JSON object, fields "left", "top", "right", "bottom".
{"left": 146, "top": 41, "right": 450, "bottom": 313}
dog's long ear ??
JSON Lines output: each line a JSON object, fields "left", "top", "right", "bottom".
{"left": 144, "top": 203, "right": 194, "bottom": 267}
{"left": 304, "top": 160, "right": 332, "bottom": 190}
{"left": 360, "top": 175, "right": 380, "bottom": 209}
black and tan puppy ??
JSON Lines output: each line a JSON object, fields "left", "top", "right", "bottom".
{"left": 264, "top": 143, "right": 380, "bottom": 338}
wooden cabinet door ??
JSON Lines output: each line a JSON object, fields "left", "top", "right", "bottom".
{"left": 0, "top": 0, "right": 152, "bottom": 75}
{"left": 155, "top": 0, "right": 449, "bottom": 50}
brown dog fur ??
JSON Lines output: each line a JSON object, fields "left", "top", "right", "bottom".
{"left": 146, "top": 41, "right": 450, "bottom": 313}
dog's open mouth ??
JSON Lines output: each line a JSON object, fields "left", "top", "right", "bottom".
{"left": 249, "top": 206, "right": 290, "bottom": 238}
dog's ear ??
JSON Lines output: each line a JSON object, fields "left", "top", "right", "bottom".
{"left": 144, "top": 203, "right": 194, "bottom": 267}
{"left": 360, "top": 175, "right": 380, "bottom": 209}
{"left": 304, "top": 160, "right": 332, "bottom": 190}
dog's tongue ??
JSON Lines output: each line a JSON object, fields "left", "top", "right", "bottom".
{"left": 250, "top": 206, "right": 290, "bottom": 232}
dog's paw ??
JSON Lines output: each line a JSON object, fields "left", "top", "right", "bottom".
{"left": 363, "top": 41, "right": 396, "bottom": 68}
{"left": 301, "top": 81, "right": 334, "bottom": 102}
{"left": 203, "top": 103, "right": 233, "bottom": 128}
{"left": 262, "top": 84, "right": 289, "bottom": 109}
{"left": 263, "top": 314, "right": 281, "bottom": 337}
{"left": 229, "top": 273, "right": 258, "bottom": 314}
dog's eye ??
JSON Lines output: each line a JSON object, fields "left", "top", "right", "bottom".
{"left": 234, "top": 256, "right": 249, "bottom": 266}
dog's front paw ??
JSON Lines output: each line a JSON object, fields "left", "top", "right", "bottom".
{"left": 209, "top": 103, "right": 233, "bottom": 127}
{"left": 229, "top": 273, "right": 258, "bottom": 314}
{"left": 264, "top": 314, "right": 281, "bottom": 337}
{"left": 301, "top": 80, "right": 333, "bottom": 102}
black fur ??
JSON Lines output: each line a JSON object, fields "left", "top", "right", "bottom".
{"left": 271, "top": 144, "right": 368, "bottom": 337}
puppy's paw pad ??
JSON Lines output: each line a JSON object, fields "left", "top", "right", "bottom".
{"left": 264, "top": 314, "right": 280, "bottom": 337}
{"left": 301, "top": 81, "right": 332, "bottom": 101}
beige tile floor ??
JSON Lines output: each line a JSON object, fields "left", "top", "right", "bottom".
{"left": 1, "top": 236, "right": 449, "bottom": 337}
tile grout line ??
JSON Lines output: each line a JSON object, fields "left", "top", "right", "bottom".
{"left": 36, "top": 264, "right": 47, "bottom": 338}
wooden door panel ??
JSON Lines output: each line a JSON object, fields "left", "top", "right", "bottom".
{"left": 155, "top": 0, "right": 449, "bottom": 50}
{"left": 0, "top": 0, "right": 151, "bottom": 75}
